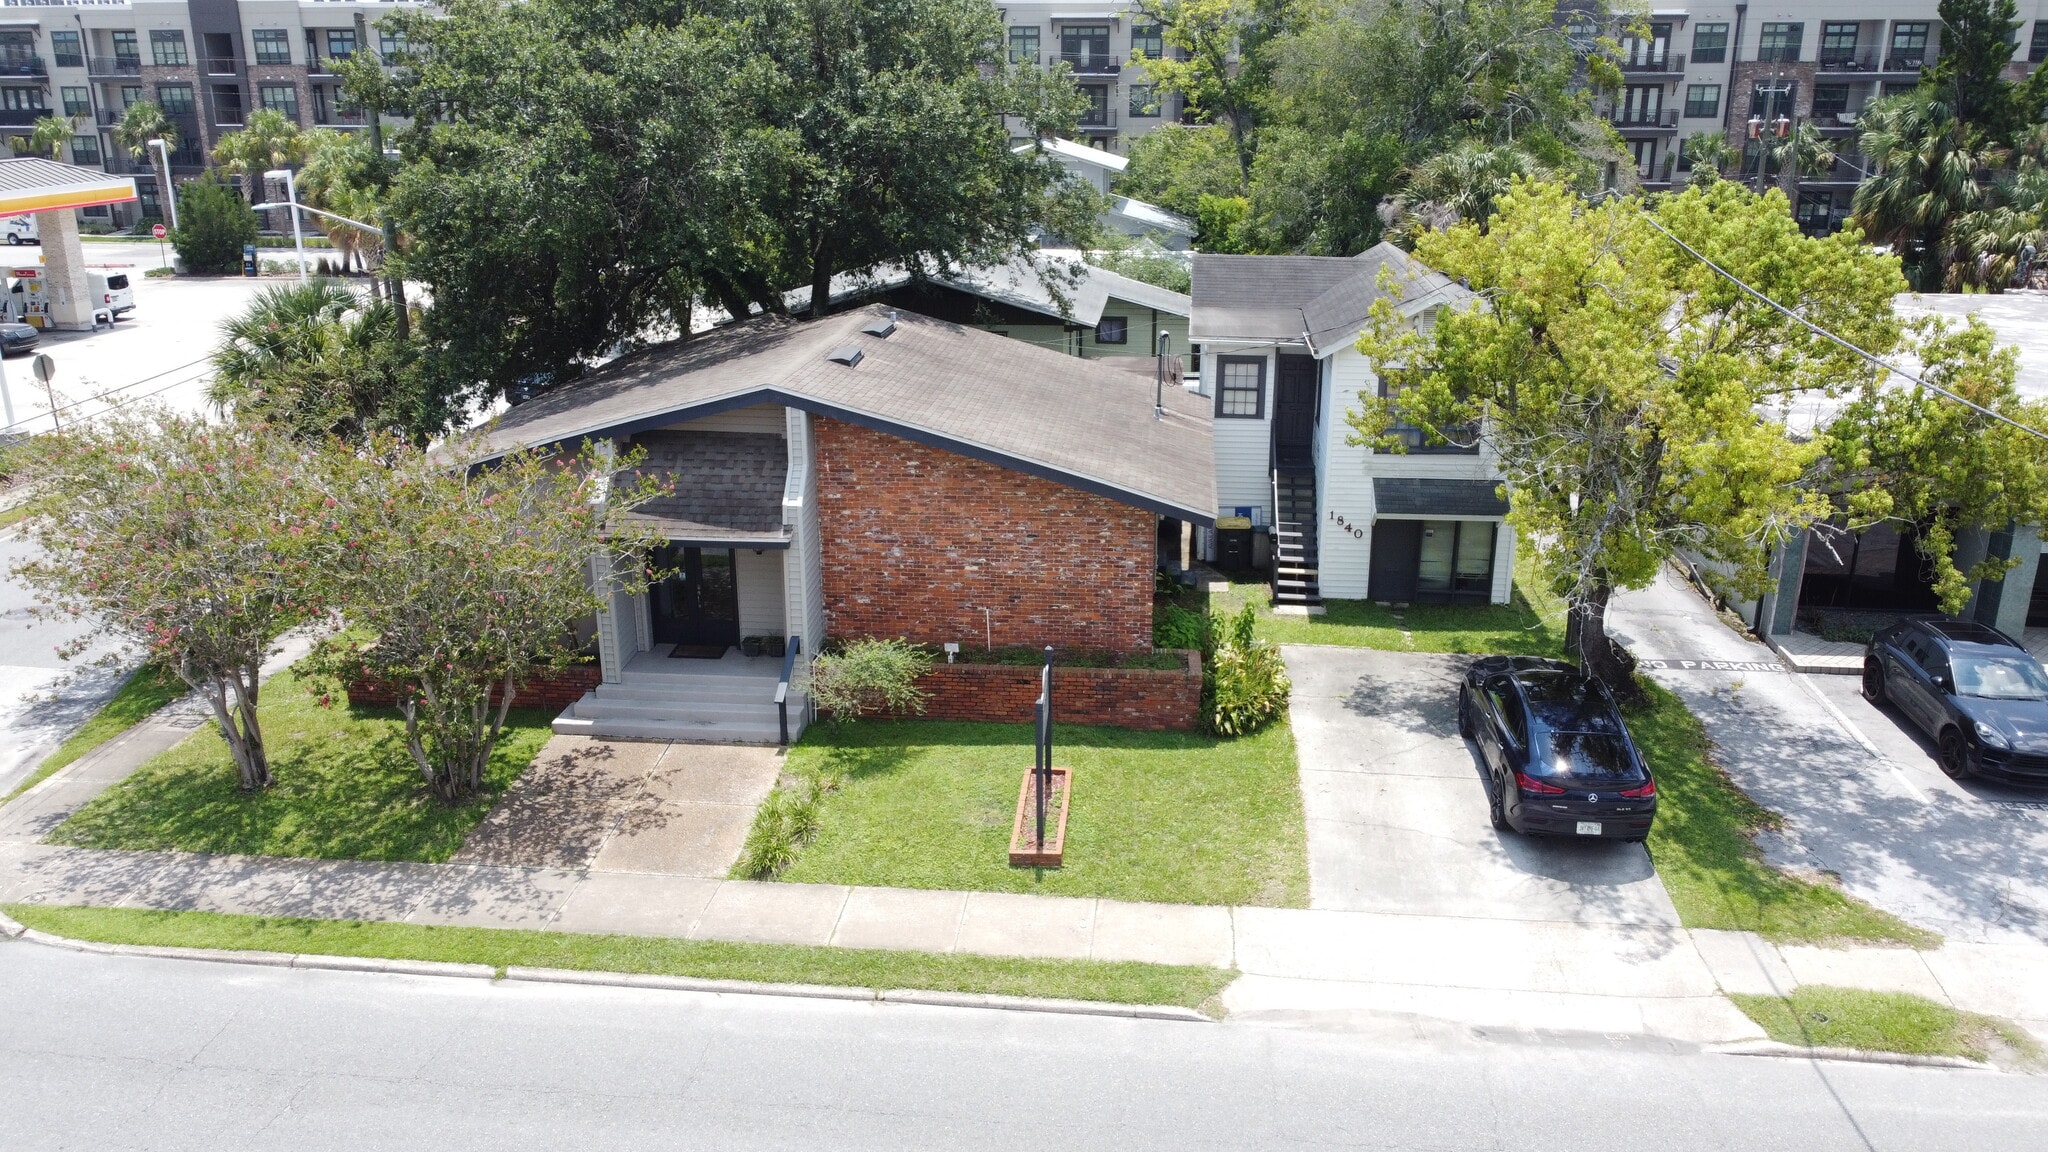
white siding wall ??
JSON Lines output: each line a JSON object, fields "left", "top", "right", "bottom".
{"left": 659, "top": 402, "right": 788, "bottom": 435}
{"left": 1205, "top": 341, "right": 1277, "bottom": 525}
{"left": 735, "top": 548, "right": 787, "bottom": 637}
{"left": 782, "top": 409, "right": 827, "bottom": 656}
{"left": 1315, "top": 345, "right": 1512, "bottom": 603}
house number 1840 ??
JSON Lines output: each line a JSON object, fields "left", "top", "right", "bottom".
{"left": 1328, "top": 511, "right": 1365, "bottom": 539}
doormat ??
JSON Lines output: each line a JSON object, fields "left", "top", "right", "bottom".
{"left": 668, "top": 645, "right": 730, "bottom": 660}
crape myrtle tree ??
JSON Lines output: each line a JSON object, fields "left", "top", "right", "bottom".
{"left": 7, "top": 413, "right": 336, "bottom": 789}
{"left": 1351, "top": 181, "right": 1906, "bottom": 689}
{"left": 310, "top": 438, "right": 668, "bottom": 801}
{"left": 372, "top": 0, "right": 1093, "bottom": 398}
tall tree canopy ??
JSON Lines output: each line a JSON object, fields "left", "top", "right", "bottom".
{"left": 1353, "top": 181, "right": 1906, "bottom": 686}
{"left": 375, "top": 0, "right": 1092, "bottom": 396}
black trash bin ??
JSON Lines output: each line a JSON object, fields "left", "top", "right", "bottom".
{"left": 1215, "top": 516, "right": 1253, "bottom": 574}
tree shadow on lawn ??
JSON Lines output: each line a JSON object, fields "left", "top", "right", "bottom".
{"left": 51, "top": 690, "right": 555, "bottom": 864}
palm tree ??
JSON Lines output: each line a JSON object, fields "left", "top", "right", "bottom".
{"left": 1388, "top": 141, "right": 1547, "bottom": 240}
{"left": 1768, "top": 122, "right": 1838, "bottom": 200}
{"left": 114, "top": 101, "right": 177, "bottom": 224}
{"left": 1851, "top": 90, "right": 2007, "bottom": 289}
{"left": 295, "top": 129, "right": 381, "bottom": 272}
{"left": 1680, "top": 130, "right": 1739, "bottom": 185}
{"left": 1947, "top": 136, "right": 2048, "bottom": 289}
{"left": 213, "top": 108, "right": 305, "bottom": 213}
{"left": 209, "top": 279, "right": 415, "bottom": 442}
{"left": 27, "top": 115, "right": 70, "bottom": 161}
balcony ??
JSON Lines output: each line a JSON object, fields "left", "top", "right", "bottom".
{"left": 205, "top": 56, "right": 238, "bottom": 76}
{"left": 96, "top": 107, "right": 121, "bottom": 127}
{"left": 1619, "top": 52, "right": 1685, "bottom": 75}
{"left": 1610, "top": 107, "right": 1678, "bottom": 130}
{"left": 52, "top": 53, "right": 84, "bottom": 70}
{"left": 1818, "top": 49, "right": 1879, "bottom": 71}
{"left": 87, "top": 55, "right": 142, "bottom": 78}
{"left": 1076, "top": 105, "right": 1117, "bottom": 131}
{"left": 1057, "top": 51, "right": 1121, "bottom": 75}
{"left": 0, "top": 109, "right": 43, "bottom": 126}
{"left": 0, "top": 55, "right": 45, "bottom": 79}
{"left": 1882, "top": 53, "right": 1932, "bottom": 73}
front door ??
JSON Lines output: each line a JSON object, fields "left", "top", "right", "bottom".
{"left": 1367, "top": 520, "right": 1421, "bottom": 602}
{"left": 649, "top": 545, "right": 741, "bottom": 650}
{"left": 1273, "top": 353, "right": 1317, "bottom": 469}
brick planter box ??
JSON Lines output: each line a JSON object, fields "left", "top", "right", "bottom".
{"left": 346, "top": 663, "right": 601, "bottom": 711}
{"left": 908, "top": 649, "right": 1202, "bottom": 731}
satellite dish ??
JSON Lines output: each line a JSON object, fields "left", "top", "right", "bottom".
{"left": 30, "top": 353, "right": 53, "bottom": 384}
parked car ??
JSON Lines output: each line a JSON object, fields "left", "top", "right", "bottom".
{"left": 0, "top": 320, "right": 37, "bottom": 356}
{"left": 1863, "top": 618, "right": 2048, "bottom": 785}
{"left": 3, "top": 215, "right": 37, "bottom": 245}
{"left": 1458, "top": 656, "right": 1658, "bottom": 841}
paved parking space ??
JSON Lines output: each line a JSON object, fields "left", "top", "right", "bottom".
{"left": 1281, "top": 646, "right": 1681, "bottom": 927}
{"left": 1610, "top": 569, "right": 2048, "bottom": 944}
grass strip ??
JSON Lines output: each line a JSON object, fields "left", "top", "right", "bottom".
{"left": 3, "top": 904, "right": 1236, "bottom": 1011}
{"left": 1731, "top": 986, "right": 2041, "bottom": 1063}
{"left": 1629, "top": 680, "right": 1937, "bottom": 947}
{"left": 769, "top": 719, "right": 1310, "bottom": 907}
{"left": 4, "top": 664, "right": 187, "bottom": 804}
{"left": 48, "top": 667, "right": 552, "bottom": 863}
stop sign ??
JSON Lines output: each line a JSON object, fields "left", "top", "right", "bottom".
{"left": 151, "top": 223, "right": 166, "bottom": 239}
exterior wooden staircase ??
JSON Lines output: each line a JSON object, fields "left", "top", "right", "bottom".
{"left": 1272, "top": 469, "right": 1322, "bottom": 610}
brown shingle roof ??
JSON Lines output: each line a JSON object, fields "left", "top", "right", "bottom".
{"left": 476, "top": 305, "right": 1216, "bottom": 524}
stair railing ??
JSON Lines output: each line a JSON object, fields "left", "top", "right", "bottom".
{"left": 774, "top": 635, "right": 803, "bottom": 745}
{"left": 1269, "top": 468, "right": 1281, "bottom": 601}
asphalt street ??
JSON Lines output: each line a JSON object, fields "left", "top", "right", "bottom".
{"left": 0, "top": 536, "right": 127, "bottom": 798}
{"left": 3, "top": 939, "right": 2046, "bottom": 1151}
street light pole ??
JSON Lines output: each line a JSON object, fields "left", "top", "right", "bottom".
{"left": 147, "top": 138, "right": 178, "bottom": 231}
{"left": 266, "top": 167, "right": 309, "bottom": 283}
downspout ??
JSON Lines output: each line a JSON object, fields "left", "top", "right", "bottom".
{"left": 1723, "top": 5, "right": 1747, "bottom": 137}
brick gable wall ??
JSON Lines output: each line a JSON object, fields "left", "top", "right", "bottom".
{"left": 812, "top": 418, "right": 1155, "bottom": 653}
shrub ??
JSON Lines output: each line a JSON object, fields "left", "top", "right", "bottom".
{"left": 1204, "top": 603, "right": 1289, "bottom": 736}
{"left": 809, "top": 638, "right": 934, "bottom": 719}
{"left": 170, "top": 179, "right": 259, "bottom": 275}
{"left": 734, "top": 765, "right": 842, "bottom": 879}
{"left": 1154, "top": 603, "right": 1208, "bottom": 652}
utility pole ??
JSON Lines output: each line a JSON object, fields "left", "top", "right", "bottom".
{"left": 356, "top": 11, "right": 407, "bottom": 341}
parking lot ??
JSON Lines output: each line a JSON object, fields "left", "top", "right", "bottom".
{"left": 1282, "top": 645, "right": 1682, "bottom": 927}
{"left": 1610, "top": 568, "right": 2048, "bottom": 944}
{"left": 2, "top": 242, "right": 271, "bottom": 436}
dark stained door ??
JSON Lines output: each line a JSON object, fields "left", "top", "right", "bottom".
{"left": 1367, "top": 520, "right": 1421, "bottom": 603}
{"left": 650, "top": 546, "right": 742, "bottom": 649}
{"left": 1273, "top": 353, "right": 1318, "bottom": 469}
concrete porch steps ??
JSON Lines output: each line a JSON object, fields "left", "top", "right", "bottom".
{"left": 553, "top": 666, "right": 806, "bottom": 744}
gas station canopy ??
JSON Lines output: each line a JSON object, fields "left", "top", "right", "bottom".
{"left": 0, "top": 157, "right": 138, "bottom": 217}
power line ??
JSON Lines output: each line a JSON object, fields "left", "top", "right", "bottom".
{"left": 0, "top": 351, "right": 217, "bottom": 434}
{"left": 1610, "top": 192, "right": 2048, "bottom": 444}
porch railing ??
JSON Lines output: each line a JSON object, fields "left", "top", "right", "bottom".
{"left": 775, "top": 635, "right": 803, "bottom": 745}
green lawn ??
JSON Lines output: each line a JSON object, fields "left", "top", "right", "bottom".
{"left": 5, "top": 905, "right": 1235, "bottom": 1011}
{"left": 48, "top": 668, "right": 552, "bottom": 863}
{"left": 4, "top": 664, "right": 187, "bottom": 804}
{"left": 1186, "top": 548, "right": 1566, "bottom": 657}
{"left": 766, "top": 719, "right": 1310, "bottom": 907}
{"left": 1731, "top": 986, "right": 2040, "bottom": 1064}
{"left": 1629, "top": 681, "right": 1936, "bottom": 947}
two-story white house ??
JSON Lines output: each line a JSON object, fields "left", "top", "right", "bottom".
{"left": 1185, "top": 244, "right": 1516, "bottom": 610}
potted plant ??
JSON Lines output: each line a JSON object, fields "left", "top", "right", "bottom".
{"left": 766, "top": 635, "right": 787, "bottom": 658}
{"left": 741, "top": 635, "right": 765, "bottom": 657}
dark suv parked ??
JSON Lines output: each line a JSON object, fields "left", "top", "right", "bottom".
{"left": 1457, "top": 656, "right": 1657, "bottom": 842}
{"left": 1863, "top": 619, "right": 2048, "bottom": 786}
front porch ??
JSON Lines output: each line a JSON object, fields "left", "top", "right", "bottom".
{"left": 554, "top": 646, "right": 803, "bottom": 745}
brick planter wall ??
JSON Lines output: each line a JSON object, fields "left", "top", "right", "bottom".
{"left": 904, "top": 649, "right": 1202, "bottom": 731}
{"left": 346, "top": 663, "right": 601, "bottom": 711}
{"left": 813, "top": 417, "right": 1156, "bottom": 653}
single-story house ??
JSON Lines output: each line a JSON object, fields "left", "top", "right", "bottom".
{"left": 794, "top": 257, "right": 1191, "bottom": 371}
{"left": 1185, "top": 243, "right": 1512, "bottom": 609}
{"left": 475, "top": 304, "right": 1215, "bottom": 742}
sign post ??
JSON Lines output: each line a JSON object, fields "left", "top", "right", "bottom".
{"left": 152, "top": 221, "right": 167, "bottom": 271}
{"left": 30, "top": 352, "right": 56, "bottom": 429}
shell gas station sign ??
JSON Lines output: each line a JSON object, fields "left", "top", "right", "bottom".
{"left": 0, "top": 158, "right": 138, "bottom": 330}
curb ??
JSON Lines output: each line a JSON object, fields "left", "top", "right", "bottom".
{"left": 1712, "top": 1040, "right": 1990, "bottom": 1070}
{"left": 5, "top": 926, "right": 1207, "bottom": 1022}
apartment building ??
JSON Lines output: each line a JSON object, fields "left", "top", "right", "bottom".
{"left": 1592, "top": 3, "right": 2048, "bottom": 233}
{"left": 0, "top": 0, "right": 420, "bottom": 227}
{"left": 1000, "top": 3, "right": 1181, "bottom": 155}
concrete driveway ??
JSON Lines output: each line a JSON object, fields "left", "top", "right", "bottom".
{"left": 1282, "top": 646, "right": 1681, "bottom": 927}
{"left": 1610, "top": 568, "right": 2048, "bottom": 945}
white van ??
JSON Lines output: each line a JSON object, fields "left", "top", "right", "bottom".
{"left": 3, "top": 216, "right": 38, "bottom": 245}
{"left": 88, "top": 270, "right": 133, "bottom": 318}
